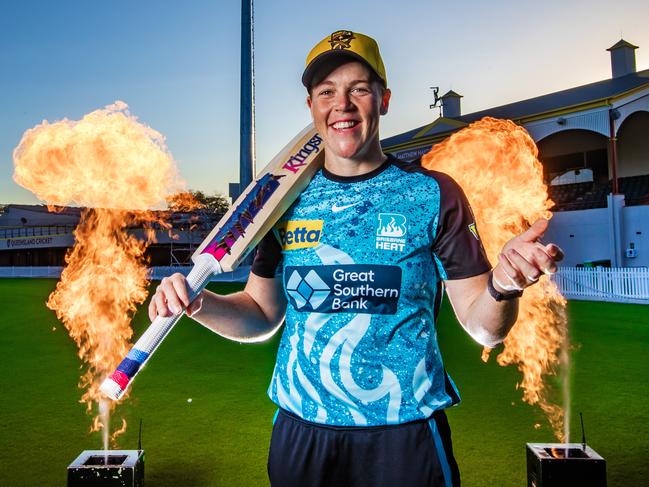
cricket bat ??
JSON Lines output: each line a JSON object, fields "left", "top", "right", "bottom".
{"left": 100, "top": 124, "right": 324, "bottom": 401}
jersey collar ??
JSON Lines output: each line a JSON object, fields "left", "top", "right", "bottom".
{"left": 322, "top": 155, "right": 395, "bottom": 183}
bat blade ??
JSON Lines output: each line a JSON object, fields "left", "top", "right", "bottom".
{"left": 194, "top": 124, "right": 323, "bottom": 271}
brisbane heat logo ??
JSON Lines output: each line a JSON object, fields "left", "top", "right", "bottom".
{"left": 375, "top": 213, "right": 407, "bottom": 252}
{"left": 329, "top": 30, "right": 355, "bottom": 50}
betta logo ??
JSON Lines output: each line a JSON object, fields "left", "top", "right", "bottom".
{"left": 276, "top": 220, "right": 324, "bottom": 250}
{"left": 282, "top": 135, "right": 323, "bottom": 174}
{"left": 329, "top": 30, "right": 355, "bottom": 50}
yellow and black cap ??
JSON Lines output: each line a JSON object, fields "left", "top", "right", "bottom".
{"left": 302, "top": 30, "right": 387, "bottom": 88}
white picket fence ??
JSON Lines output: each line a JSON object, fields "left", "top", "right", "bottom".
{"left": 0, "top": 266, "right": 250, "bottom": 283}
{"left": 551, "top": 267, "right": 649, "bottom": 304}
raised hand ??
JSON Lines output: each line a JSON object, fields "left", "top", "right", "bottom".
{"left": 492, "top": 219, "right": 564, "bottom": 293}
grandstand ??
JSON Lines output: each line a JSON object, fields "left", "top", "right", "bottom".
{"left": 548, "top": 174, "right": 649, "bottom": 211}
{"left": 0, "top": 204, "right": 223, "bottom": 267}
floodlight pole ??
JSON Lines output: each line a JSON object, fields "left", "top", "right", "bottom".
{"left": 230, "top": 0, "right": 256, "bottom": 202}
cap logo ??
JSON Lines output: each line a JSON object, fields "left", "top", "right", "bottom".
{"left": 329, "top": 30, "right": 355, "bottom": 50}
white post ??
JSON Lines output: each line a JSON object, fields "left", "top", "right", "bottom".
{"left": 606, "top": 193, "right": 625, "bottom": 267}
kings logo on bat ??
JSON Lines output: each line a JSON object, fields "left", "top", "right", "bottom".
{"left": 282, "top": 134, "right": 323, "bottom": 174}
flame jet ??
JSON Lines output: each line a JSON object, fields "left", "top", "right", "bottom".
{"left": 13, "top": 101, "right": 181, "bottom": 443}
{"left": 421, "top": 117, "right": 568, "bottom": 440}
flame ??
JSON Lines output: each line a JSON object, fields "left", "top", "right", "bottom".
{"left": 550, "top": 447, "right": 565, "bottom": 459}
{"left": 421, "top": 117, "right": 568, "bottom": 440}
{"left": 381, "top": 218, "right": 405, "bottom": 237}
{"left": 13, "top": 101, "right": 178, "bottom": 210}
{"left": 13, "top": 101, "right": 180, "bottom": 445}
{"left": 166, "top": 191, "right": 203, "bottom": 212}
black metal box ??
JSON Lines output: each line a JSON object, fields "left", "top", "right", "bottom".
{"left": 68, "top": 450, "right": 144, "bottom": 487}
{"left": 526, "top": 443, "right": 606, "bottom": 487}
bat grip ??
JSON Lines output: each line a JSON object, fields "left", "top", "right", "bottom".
{"left": 100, "top": 253, "right": 222, "bottom": 400}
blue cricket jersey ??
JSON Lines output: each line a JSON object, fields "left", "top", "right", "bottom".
{"left": 252, "top": 155, "right": 491, "bottom": 426}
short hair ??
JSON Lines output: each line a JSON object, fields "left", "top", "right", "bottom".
{"left": 307, "top": 58, "right": 386, "bottom": 96}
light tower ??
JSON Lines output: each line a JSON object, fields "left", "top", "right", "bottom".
{"left": 229, "top": 0, "right": 256, "bottom": 201}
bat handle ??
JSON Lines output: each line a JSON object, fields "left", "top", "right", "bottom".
{"left": 100, "top": 253, "right": 222, "bottom": 401}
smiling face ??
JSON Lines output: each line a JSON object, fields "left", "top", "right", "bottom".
{"left": 307, "top": 61, "right": 391, "bottom": 169}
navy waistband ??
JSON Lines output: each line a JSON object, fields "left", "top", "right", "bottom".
{"left": 277, "top": 407, "right": 446, "bottom": 432}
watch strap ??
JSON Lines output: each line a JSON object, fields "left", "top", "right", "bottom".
{"left": 487, "top": 271, "right": 523, "bottom": 301}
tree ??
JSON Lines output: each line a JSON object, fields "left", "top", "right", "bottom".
{"left": 167, "top": 190, "right": 230, "bottom": 218}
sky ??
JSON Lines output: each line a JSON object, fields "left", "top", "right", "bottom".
{"left": 2, "top": 0, "right": 649, "bottom": 205}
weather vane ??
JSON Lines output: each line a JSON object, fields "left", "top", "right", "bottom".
{"left": 429, "top": 86, "right": 441, "bottom": 117}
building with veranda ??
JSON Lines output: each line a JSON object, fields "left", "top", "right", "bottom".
{"left": 382, "top": 39, "right": 649, "bottom": 269}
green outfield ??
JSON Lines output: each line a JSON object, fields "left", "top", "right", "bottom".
{"left": 1, "top": 278, "right": 647, "bottom": 486}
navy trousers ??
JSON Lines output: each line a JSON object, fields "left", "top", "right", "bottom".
{"left": 268, "top": 408, "right": 460, "bottom": 487}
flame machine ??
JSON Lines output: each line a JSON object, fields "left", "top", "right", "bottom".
{"left": 526, "top": 443, "right": 607, "bottom": 487}
{"left": 68, "top": 450, "right": 144, "bottom": 487}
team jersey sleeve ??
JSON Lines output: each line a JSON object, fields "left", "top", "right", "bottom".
{"left": 431, "top": 172, "right": 491, "bottom": 280}
{"left": 250, "top": 229, "right": 283, "bottom": 278}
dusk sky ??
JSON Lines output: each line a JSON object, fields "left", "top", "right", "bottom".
{"left": 2, "top": 0, "right": 648, "bottom": 205}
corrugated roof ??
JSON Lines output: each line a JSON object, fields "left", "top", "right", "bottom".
{"left": 382, "top": 68, "right": 649, "bottom": 148}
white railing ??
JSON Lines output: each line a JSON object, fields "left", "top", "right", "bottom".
{"left": 551, "top": 266, "right": 649, "bottom": 304}
{"left": 0, "top": 266, "right": 63, "bottom": 278}
{"left": 0, "top": 266, "right": 250, "bottom": 283}
{"left": 0, "top": 225, "right": 76, "bottom": 239}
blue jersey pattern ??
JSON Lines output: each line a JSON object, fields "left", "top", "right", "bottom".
{"left": 266, "top": 158, "right": 485, "bottom": 426}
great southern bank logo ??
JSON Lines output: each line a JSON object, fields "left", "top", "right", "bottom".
{"left": 286, "top": 269, "right": 331, "bottom": 310}
{"left": 275, "top": 220, "right": 324, "bottom": 250}
{"left": 284, "top": 264, "right": 402, "bottom": 314}
{"left": 376, "top": 213, "right": 407, "bottom": 252}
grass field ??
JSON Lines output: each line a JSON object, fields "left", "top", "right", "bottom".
{"left": 1, "top": 278, "right": 647, "bottom": 486}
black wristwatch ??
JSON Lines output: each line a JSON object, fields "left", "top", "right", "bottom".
{"left": 487, "top": 271, "right": 523, "bottom": 301}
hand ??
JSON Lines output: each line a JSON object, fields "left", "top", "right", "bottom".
{"left": 492, "top": 219, "right": 564, "bottom": 293}
{"left": 148, "top": 273, "right": 203, "bottom": 321}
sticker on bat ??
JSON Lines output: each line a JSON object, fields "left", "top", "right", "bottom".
{"left": 282, "top": 134, "right": 323, "bottom": 173}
